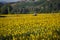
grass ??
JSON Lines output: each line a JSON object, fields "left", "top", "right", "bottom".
{"left": 0, "top": 13, "right": 60, "bottom": 40}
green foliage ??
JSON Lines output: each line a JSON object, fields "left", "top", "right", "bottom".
{"left": 0, "top": 0, "right": 60, "bottom": 14}
{"left": 0, "top": 4, "right": 12, "bottom": 14}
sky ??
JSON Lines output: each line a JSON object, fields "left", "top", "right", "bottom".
{"left": 0, "top": 0, "right": 20, "bottom": 2}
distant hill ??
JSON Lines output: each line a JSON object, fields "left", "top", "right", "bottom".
{"left": 0, "top": 2, "right": 4, "bottom": 7}
{"left": 9, "top": 0, "right": 45, "bottom": 7}
{"left": 0, "top": 1, "right": 8, "bottom": 4}
{"left": 0, "top": 0, "right": 60, "bottom": 14}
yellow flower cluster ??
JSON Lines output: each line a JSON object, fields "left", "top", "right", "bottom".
{"left": 0, "top": 13, "right": 60, "bottom": 40}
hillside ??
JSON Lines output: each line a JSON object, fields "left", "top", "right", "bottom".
{"left": 0, "top": 0, "right": 60, "bottom": 14}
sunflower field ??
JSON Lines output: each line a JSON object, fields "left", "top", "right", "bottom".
{"left": 0, "top": 13, "right": 60, "bottom": 40}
